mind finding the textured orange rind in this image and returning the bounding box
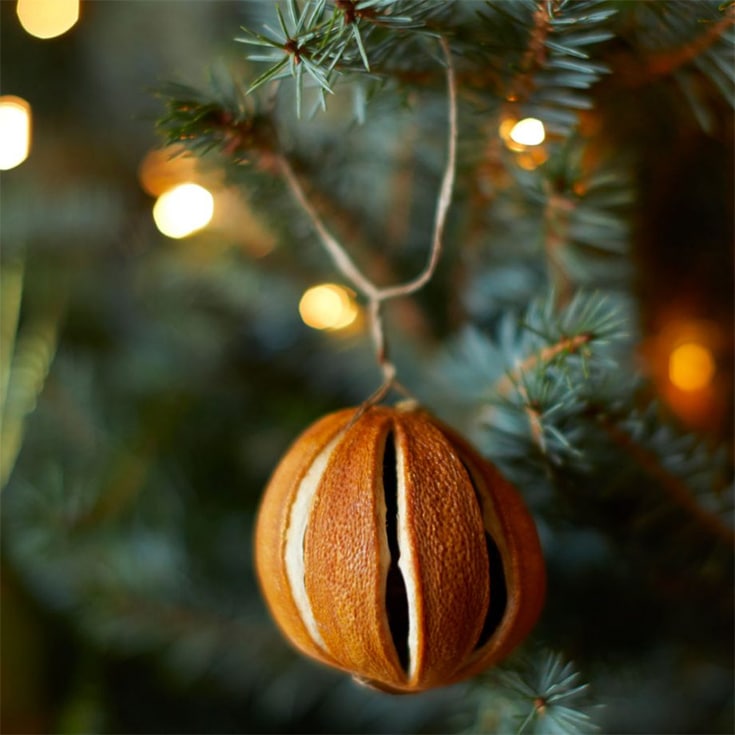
[254,405,546,693]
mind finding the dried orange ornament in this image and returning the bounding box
[255,402,546,693]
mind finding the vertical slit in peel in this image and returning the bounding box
[475,532,508,649]
[459,458,509,650]
[383,432,410,674]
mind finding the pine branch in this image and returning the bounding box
[506,0,558,103]
[615,1,734,85]
[438,289,734,556]
[594,406,735,545]
[461,138,634,321]
[480,0,616,136]
[235,0,445,116]
[155,75,277,165]
[474,291,629,466]
[4,463,276,686]
[645,6,735,80]
[494,333,592,400]
[533,141,634,297]
[470,650,600,734]
[465,297,733,550]
[612,0,735,129]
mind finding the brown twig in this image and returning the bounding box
[518,384,547,455]
[615,6,735,88]
[543,188,577,306]
[506,0,556,104]
[647,7,735,79]
[493,333,592,398]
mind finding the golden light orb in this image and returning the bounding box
[668,342,716,392]
[509,117,546,147]
[299,284,359,331]
[17,0,80,39]
[0,96,31,170]
[153,183,214,239]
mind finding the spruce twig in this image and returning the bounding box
[472,650,600,734]
[494,333,592,399]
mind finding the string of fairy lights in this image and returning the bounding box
[0,0,721,422]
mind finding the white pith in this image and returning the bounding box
[375,469,392,647]
[284,433,343,651]
[394,438,419,681]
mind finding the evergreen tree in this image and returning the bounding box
[2,1,733,733]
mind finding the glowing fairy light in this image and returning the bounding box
[299,284,358,331]
[153,183,214,239]
[0,96,31,170]
[17,0,80,39]
[509,117,546,147]
[668,342,715,392]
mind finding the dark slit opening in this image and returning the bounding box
[383,432,410,673]
[459,458,509,650]
[475,532,508,649]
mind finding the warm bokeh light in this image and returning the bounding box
[153,183,214,239]
[299,284,358,331]
[17,0,80,39]
[509,117,546,147]
[646,318,726,431]
[0,96,31,170]
[138,146,200,197]
[515,148,549,171]
[668,342,716,392]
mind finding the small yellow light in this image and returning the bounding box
[17,0,80,39]
[0,96,31,171]
[509,117,546,147]
[153,183,214,239]
[668,342,715,392]
[299,284,358,331]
